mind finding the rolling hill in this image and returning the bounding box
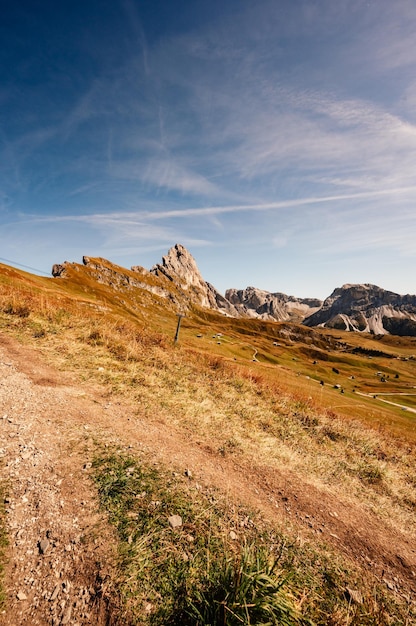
[0,250,415,625]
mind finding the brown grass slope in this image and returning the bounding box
[0,260,415,624]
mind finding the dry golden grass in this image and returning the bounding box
[1,273,414,544]
[1,261,416,623]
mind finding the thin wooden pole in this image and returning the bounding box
[174,314,183,344]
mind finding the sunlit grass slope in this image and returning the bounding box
[0,260,415,624]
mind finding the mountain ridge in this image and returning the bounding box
[52,244,416,336]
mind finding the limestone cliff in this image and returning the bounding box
[303,284,416,335]
[226,286,322,322]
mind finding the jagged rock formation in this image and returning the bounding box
[83,256,175,300]
[51,245,238,317]
[51,263,67,278]
[52,257,174,300]
[226,286,321,322]
[303,284,416,336]
[150,244,237,316]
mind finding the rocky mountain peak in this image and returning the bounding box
[151,244,237,316]
[150,244,205,290]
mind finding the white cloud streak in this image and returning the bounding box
[26,184,416,225]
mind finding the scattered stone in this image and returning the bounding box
[62,581,71,594]
[50,584,60,602]
[184,468,192,478]
[60,605,72,624]
[168,515,183,529]
[38,538,50,555]
[229,530,237,540]
[17,591,27,601]
[384,579,395,591]
[346,587,363,604]
[83,462,92,470]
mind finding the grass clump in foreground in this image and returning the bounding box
[91,449,413,626]
[186,544,300,626]
[92,450,307,626]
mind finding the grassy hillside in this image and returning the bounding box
[0,260,415,624]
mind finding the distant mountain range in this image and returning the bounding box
[52,244,416,337]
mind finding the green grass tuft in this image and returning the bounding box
[178,544,305,626]
[91,450,308,625]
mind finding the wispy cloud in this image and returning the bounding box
[111,157,221,197]
[27,184,416,225]
[60,81,103,141]
[196,84,416,193]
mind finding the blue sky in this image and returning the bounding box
[1,0,416,299]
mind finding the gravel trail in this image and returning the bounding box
[0,346,114,626]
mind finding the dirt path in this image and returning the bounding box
[0,340,118,625]
[356,391,416,414]
[0,335,415,624]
